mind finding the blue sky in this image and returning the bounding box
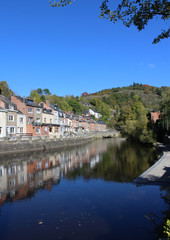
[0,0,169,97]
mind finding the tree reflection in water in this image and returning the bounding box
[0,138,169,240]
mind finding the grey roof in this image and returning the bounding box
[49,103,59,111]
[42,108,53,114]
[96,121,106,125]
[0,95,17,110]
[14,96,42,108]
[91,108,100,113]
[82,110,89,115]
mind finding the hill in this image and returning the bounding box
[85,83,169,112]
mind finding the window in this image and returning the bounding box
[20,127,23,133]
[0,127,2,135]
[28,117,33,123]
[0,167,3,176]
[10,191,15,197]
[37,181,42,187]
[44,118,46,123]
[30,182,34,189]
[36,118,40,123]
[9,104,14,110]
[28,108,32,113]
[20,176,24,182]
[9,115,14,121]
[19,117,23,123]
[9,179,16,186]
[36,128,40,134]
[36,109,40,114]
[37,162,42,169]
[8,166,16,175]
[50,119,52,123]
[45,161,48,168]
[44,127,48,132]
[10,127,15,134]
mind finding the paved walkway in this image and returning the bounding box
[134,143,170,185]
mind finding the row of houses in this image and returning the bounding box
[0,95,106,138]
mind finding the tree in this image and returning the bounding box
[37,88,43,95]
[43,88,51,95]
[161,90,170,132]
[100,0,170,44]
[68,98,83,113]
[30,90,41,103]
[0,81,14,97]
[49,0,170,44]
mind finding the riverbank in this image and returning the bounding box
[134,142,170,185]
[0,130,119,155]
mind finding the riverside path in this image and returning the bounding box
[134,143,170,185]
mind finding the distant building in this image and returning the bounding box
[151,112,161,123]
[89,109,102,119]
[81,92,88,97]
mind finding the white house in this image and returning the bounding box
[89,109,102,119]
[0,107,7,138]
[17,111,27,134]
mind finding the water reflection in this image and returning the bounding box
[0,139,169,240]
[66,140,157,182]
[0,139,156,206]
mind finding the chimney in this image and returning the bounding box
[0,96,5,109]
[46,99,50,107]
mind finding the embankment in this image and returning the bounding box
[134,143,170,185]
[0,130,119,155]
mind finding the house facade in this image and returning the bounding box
[0,108,7,138]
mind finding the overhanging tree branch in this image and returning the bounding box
[49,0,170,44]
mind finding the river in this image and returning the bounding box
[0,138,169,240]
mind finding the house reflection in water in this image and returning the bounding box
[0,140,108,206]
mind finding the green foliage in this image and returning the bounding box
[100,0,170,44]
[59,98,72,111]
[50,0,170,44]
[40,95,46,103]
[68,98,83,113]
[30,90,41,103]
[163,219,170,237]
[25,83,169,143]
[43,88,51,95]
[160,90,170,132]
[37,88,43,95]
[114,95,155,143]
[0,81,14,97]
[49,0,73,7]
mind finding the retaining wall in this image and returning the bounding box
[0,130,120,155]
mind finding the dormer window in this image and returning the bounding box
[27,100,33,104]
[9,104,14,110]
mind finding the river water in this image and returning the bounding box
[0,138,169,240]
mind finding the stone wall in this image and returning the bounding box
[0,130,120,155]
